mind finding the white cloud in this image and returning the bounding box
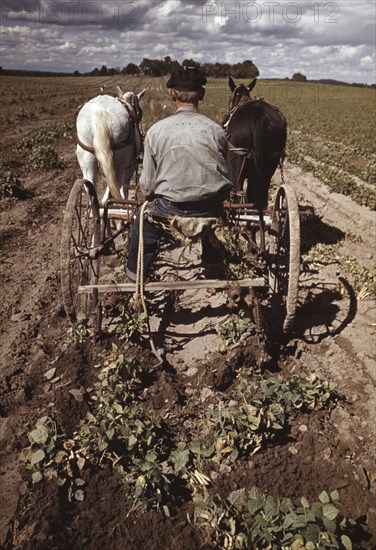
[1,0,375,83]
[360,55,374,68]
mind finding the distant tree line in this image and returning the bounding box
[1,63,375,87]
[84,57,260,79]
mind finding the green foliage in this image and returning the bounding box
[21,346,168,508]
[28,144,65,171]
[0,162,25,198]
[73,345,169,508]
[238,373,337,416]
[20,416,61,484]
[204,373,336,460]
[17,122,73,152]
[169,373,337,479]
[16,122,71,172]
[214,225,263,280]
[283,83,376,210]
[66,320,92,344]
[19,416,83,498]
[20,345,349,541]
[342,260,376,300]
[96,343,144,395]
[106,299,147,341]
[288,137,376,209]
[191,486,355,549]
[217,311,256,353]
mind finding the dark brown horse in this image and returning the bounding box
[223,77,287,211]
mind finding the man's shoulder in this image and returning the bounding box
[146,115,176,135]
[198,113,224,130]
[146,110,226,137]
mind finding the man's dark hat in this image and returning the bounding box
[166,66,207,91]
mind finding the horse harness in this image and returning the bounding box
[75,96,143,156]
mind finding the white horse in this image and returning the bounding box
[76,85,146,203]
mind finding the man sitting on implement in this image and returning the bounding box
[126,65,232,282]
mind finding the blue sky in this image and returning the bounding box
[1,1,375,83]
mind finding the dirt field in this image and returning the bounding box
[0,76,375,549]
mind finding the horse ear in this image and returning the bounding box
[117,84,125,98]
[247,79,257,93]
[228,76,236,92]
[137,88,147,101]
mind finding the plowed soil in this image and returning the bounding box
[0,77,375,549]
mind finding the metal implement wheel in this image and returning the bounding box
[60,179,101,322]
[268,184,301,333]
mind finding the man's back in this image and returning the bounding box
[140,106,231,202]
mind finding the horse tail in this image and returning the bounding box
[249,117,264,175]
[247,113,272,210]
[92,110,122,201]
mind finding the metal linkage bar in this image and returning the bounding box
[224,202,272,226]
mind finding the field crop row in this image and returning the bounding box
[201,78,376,209]
[1,75,375,209]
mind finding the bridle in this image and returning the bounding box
[229,84,252,111]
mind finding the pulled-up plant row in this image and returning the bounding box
[303,243,376,301]
[21,329,355,548]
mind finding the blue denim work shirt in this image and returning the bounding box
[139,106,232,203]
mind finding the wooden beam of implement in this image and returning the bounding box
[78,277,265,293]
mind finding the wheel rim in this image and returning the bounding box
[61,180,100,322]
[268,184,300,333]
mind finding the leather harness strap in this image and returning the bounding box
[228,143,284,162]
[76,131,134,154]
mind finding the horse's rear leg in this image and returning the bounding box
[245,173,265,208]
[246,166,272,212]
[77,146,98,189]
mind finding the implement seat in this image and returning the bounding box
[145,211,223,248]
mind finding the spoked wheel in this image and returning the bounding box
[60,179,101,323]
[268,184,301,333]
